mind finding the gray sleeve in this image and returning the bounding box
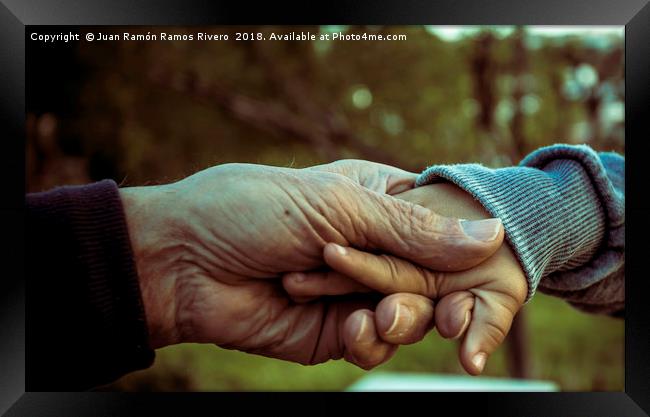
[415,144,624,315]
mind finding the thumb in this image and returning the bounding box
[351,189,504,271]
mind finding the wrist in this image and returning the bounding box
[407,182,527,303]
[120,185,184,349]
[399,182,492,221]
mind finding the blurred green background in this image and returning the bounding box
[26,25,624,391]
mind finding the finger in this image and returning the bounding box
[309,159,418,195]
[374,293,435,345]
[323,243,443,298]
[459,289,520,375]
[434,291,474,340]
[320,243,519,362]
[349,188,504,271]
[323,243,516,299]
[284,272,438,345]
[294,296,380,365]
[343,309,398,370]
[283,271,372,299]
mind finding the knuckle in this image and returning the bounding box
[319,172,348,191]
[426,269,444,298]
[408,202,438,231]
[384,202,433,255]
[491,274,527,312]
[483,319,508,346]
[335,158,360,168]
[379,254,400,293]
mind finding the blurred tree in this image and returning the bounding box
[471,31,497,133]
[507,27,529,161]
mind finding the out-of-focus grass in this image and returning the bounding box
[109,293,623,392]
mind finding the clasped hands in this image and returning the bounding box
[120,159,527,376]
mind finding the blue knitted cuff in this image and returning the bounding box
[416,147,608,302]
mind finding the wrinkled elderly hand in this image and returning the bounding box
[120,160,504,368]
[284,182,527,374]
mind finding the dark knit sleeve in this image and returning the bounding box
[26,179,155,391]
[416,144,624,315]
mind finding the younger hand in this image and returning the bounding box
[283,183,528,375]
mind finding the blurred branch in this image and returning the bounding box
[148,51,408,169]
[250,41,408,169]
[149,67,340,160]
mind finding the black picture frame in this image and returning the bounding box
[1,1,649,415]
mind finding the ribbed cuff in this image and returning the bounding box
[416,149,607,302]
[26,180,155,389]
[67,180,155,376]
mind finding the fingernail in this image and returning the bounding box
[291,273,306,283]
[472,352,487,372]
[386,303,414,336]
[355,314,370,342]
[460,218,502,242]
[452,310,471,340]
[332,243,348,256]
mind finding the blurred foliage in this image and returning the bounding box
[27,25,624,391]
[26,25,624,190]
